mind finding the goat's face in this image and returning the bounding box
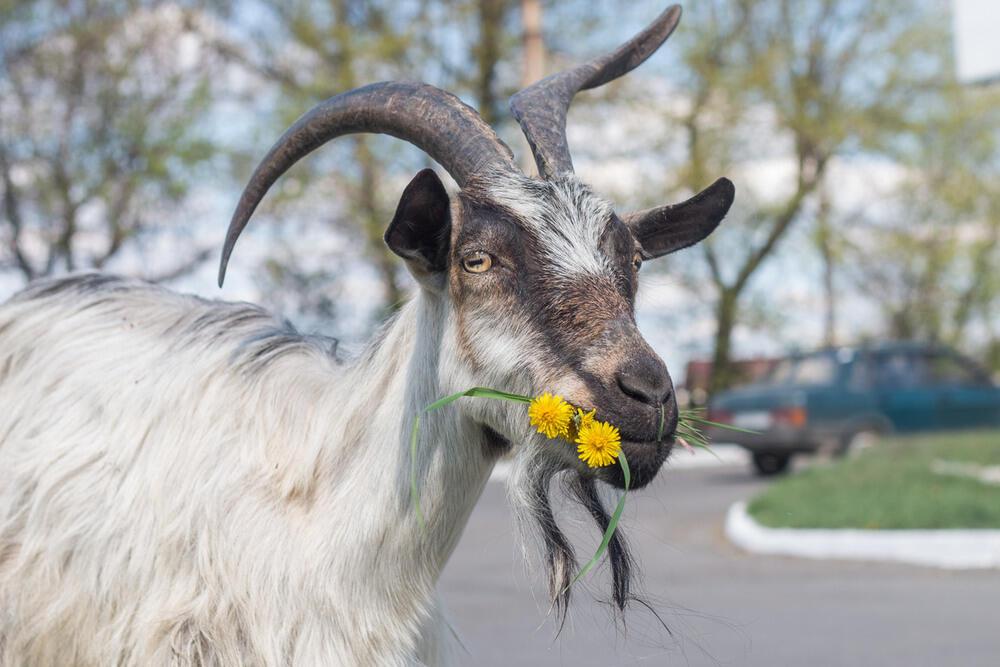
[455,173,671,490]
[386,168,734,490]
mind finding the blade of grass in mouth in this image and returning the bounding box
[412,387,533,529]
[570,452,630,585]
[412,387,631,586]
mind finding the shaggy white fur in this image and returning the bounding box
[0,274,513,666]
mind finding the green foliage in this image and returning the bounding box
[662,0,986,393]
[748,430,1000,529]
[845,79,1000,352]
[0,0,222,280]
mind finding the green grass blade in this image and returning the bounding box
[694,420,759,435]
[412,386,533,531]
[424,387,531,412]
[410,414,425,530]
[571,452,631,584]
[684,414,760,434]
[686,437,722,460]
[676,411,719,458]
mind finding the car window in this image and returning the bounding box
[766,353,838,386]
[848,354,874,389]
[927,353,986,386]
[873,351,927,388]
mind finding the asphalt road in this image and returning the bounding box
[439,453,1000,666]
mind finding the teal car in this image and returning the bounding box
[707,343,1000,475]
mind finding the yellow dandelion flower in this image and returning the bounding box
[576,408,596,430]
[528,392,573,439]
[575,420,622,468]
[567,407,596,440]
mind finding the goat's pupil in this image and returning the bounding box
[462,251,492,273]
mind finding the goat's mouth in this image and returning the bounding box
[593,435,674,490]
[547,397,677,490]
[584,398,679,488]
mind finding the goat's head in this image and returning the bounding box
[220,4,733,624]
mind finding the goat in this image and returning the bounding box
[0,5,733,665]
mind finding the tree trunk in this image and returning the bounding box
[0,144,35,280]
[521,0,544,86]
[709,289,739,395]
[816,183,836,346]
[519,0,544,173]
[475,0,506,126]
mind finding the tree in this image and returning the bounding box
[0,1,221,284]
[846,79,1000,360]
[812,179,838,346]
[475,0,518,126]
[670,0,947,393]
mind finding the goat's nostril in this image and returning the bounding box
[616,370,671,407]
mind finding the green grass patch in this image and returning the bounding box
[748,429,1000,529]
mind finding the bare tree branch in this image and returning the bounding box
[144,248,212,284]
[0,144,35,280]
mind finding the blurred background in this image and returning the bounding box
[2,1,999,664]
[3,0,997,385]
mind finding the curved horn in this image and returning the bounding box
[219,81,516,286]
[509,4,681,178]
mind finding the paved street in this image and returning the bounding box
[440,453,1000,666]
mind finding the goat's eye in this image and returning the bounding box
[632,252,643,272]
[462,251,493,274]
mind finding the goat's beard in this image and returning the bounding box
[506,445,637,632]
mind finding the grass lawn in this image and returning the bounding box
[747,429,1000,529]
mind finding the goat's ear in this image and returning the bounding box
[385,168,452,273]
[624,178,735,259]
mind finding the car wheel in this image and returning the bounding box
[752,452,791,476]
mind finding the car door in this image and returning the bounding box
[839,350,884,428]
[873,350,940,432]
[927,352,1000,430]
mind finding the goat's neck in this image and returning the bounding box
[332,289,495,586]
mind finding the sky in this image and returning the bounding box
[953,0,1000,84]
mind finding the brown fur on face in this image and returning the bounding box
[444,171,676,487]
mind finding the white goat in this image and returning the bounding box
[0,5,734,665]
[0,274,494,665]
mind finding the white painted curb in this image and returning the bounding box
[725,501,1000,570]
[666,444,748,469]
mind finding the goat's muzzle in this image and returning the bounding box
[577,348,677,489]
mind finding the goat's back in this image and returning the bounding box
[0,274,352,665]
